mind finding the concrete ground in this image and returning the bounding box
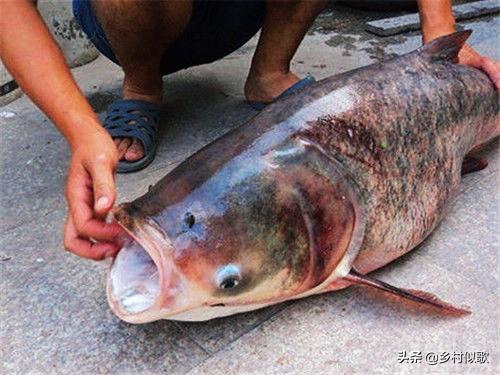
[1,4,499,374]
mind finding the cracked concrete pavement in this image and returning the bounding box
[1,4,499,374]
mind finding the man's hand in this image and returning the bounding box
[64,132,124,260]
[458,44,500,89]
[417,0,500,89]
[0,1,126,259]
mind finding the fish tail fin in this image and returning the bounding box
[343,269,470,316]
[420,30,472,63]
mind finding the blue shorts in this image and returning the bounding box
[72,0,265,75]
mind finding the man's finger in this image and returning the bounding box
[89,160,116,217]
[64,216,120,260]
[66,165,122,242]
[68,196,123,242]
[481,57,500,89]
[72,214,123,242]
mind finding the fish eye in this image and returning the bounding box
[220,277,239,289]
[184,212,195,228]
[215,264,241,290]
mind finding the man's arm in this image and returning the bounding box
[418,0,455,43]
[417,0,500,88]
[0,0,123,259]
[0,0,101,148]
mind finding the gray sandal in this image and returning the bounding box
[103,99,160,173]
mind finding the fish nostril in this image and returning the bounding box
[184,212,195,228]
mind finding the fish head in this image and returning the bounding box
[108,139,364,322]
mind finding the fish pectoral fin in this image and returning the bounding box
[342,269,470,316]
[461,156,488,175]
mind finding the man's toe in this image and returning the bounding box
[116,138,132,159]
[124,138,144,161]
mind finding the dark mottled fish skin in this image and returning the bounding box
[109,31,498,321]
[298,32,498,274]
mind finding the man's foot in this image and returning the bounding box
[244,71,300,104]
[113,81,162,163]
[103,98,161,173]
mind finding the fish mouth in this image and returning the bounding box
[109,240,160,317]
[107,205,181,323]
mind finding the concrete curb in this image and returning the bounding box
[0,60,23,107]
[366,0,500,36]
[38,0,99,68]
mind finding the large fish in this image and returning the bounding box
[107,31,498,323]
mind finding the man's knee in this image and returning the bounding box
[91,0,192,67]
[92,0,192,42]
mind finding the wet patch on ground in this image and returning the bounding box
[311,2,495,62]
[310,5,412,61]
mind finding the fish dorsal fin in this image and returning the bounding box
[420,30,472,63]
[342,269,470,315]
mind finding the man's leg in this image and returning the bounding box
[91,0,192,161]
[245,0,327,104]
